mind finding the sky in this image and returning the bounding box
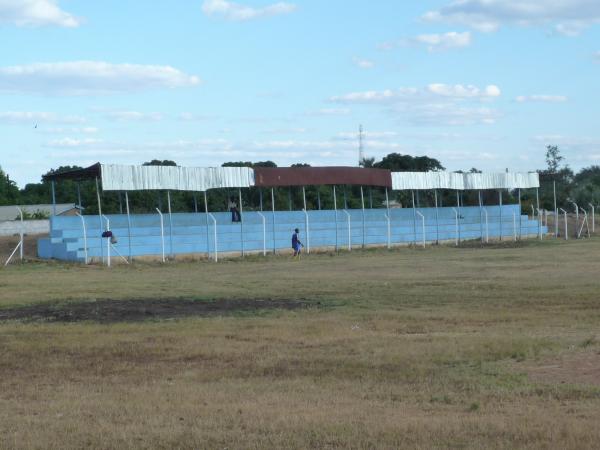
[1,0,599,187]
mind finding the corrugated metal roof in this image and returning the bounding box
[254,167,393,187]
[100,164,255,191]
[392,172,540,190]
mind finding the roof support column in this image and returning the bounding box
[167,191,173,259]
[271,188,276,254]
[360,186,365,248]
[239,188,244,257]
[479,190,484,243]
[204,191,210,258]
[499,190,503,241]
[95,176,103,264]
[518,188,522,240]
[125,191,132,262]
[434,190,439,245]
[456,190,461,244]
[333,185,338,251]
[412,190,417,246]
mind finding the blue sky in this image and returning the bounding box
[1,0,599,186]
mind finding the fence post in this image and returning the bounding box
[572,202,579,239]
[416,211,425,248]
[483,208,489,243]
[167,191,174,258]
[333,186,338,251]
[499,190,503,241]
[360,186,365,248]
[303,209,311,254]
[257,212,267,256]
[125,191,132,262]
[271,188,276,254]
[559,208,568,240]
[451,207,459,246]
[343,210,351,251]
[385,212,391,249]
[434,190,439,244]
[77,212,88,264]
[590,203,596,233]
[155,208,165,263]
[102,215,111,267]
[208,213,218,262]
[239,188,244,257]
[513,212,517,242]
[456,190,461,244]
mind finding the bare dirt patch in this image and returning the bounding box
[517,349,600,387]
[0,298,310,323]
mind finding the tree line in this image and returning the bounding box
[0,148,598,216]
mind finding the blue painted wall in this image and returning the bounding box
[38,205,547,262]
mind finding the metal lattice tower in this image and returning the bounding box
[358,124,364,166]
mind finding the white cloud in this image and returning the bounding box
[42,126,99,134]
[0,0,80,27]
[0,111,85,124]
[202,0,296,21]
[353,58,375,69]
[46,137,103,147]
[106,111,163,122]
[413,31,472,51]
[330,88,418,104]
[330,84,502,126]
[0,61,200,95]
[428,84,500,98]
[305,108,352,116]
[516,95,568,103]
[423,0,600,35]
[178,112,218,121]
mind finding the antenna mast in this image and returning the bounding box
[358,124,364,166]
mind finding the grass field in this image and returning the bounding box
[1,239,600,449]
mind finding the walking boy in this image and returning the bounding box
[292,228,304,258]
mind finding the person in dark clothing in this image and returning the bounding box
[228,196,240,222]
[292,228,304,258]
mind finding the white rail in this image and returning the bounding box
[101,215,111,267]
[559,208,568,240]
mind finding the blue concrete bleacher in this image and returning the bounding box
[37,205,547,262]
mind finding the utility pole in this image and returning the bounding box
[358,124,364,167]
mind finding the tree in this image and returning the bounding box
[374,153,444,172]
[545,145,563,174]
[0,165,20,205]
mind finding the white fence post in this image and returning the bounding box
[589,203,595,233]
[572,203,579,238]
[102,215,111,267]
[343,210,351,251]
[303,209,311,254]
[208,213,218,262]
[513,212,517,242]
[483,208,489,243]
[384,214,392,249]
[451,207,459,246]
[77,213,88,264]
[257,212,267,256]
[559,208,568,240]
[155,208,165,263]
[415,211,425,248]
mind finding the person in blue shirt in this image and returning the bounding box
[292,228,304,258]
